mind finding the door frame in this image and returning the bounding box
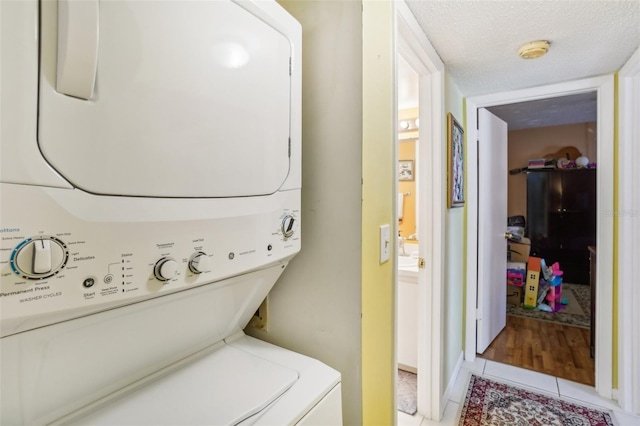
[395,1,446,420]
[618,47,640,414]
[464,75,615,399]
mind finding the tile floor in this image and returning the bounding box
[398,359,640,426]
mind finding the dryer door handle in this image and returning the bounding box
[56,0,99,100]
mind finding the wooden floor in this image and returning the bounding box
[479,315,594,386]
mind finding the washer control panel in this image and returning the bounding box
[10,236,69,280]
[188,252,209,274]
[153,257,179,281]
[0,185,300,337]
[280,214,298,239]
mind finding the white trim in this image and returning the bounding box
[395,1,445,421]
[618,46,640,415]
[613,389,620,404]
[441,351,464,415]
[465,75,615,399]
[464,133,479,363]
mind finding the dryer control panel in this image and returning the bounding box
[0,184,300,337]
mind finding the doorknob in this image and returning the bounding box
[504,232,514,240]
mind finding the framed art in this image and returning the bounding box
[398,160,414,181]
[447,113,464,208]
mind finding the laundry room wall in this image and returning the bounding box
[246,1,365,425]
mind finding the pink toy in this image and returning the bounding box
[507,271,524,287]
[546,262,563,287]
[545,283,563,311]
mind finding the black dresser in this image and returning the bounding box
[526,169,596,284]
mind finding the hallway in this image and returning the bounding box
[398,358,640,425]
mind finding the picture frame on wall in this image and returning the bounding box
[447,113,465,208]
[398,160,414,181]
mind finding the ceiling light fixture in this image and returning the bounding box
[518,40,550,59]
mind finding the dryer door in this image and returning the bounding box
[38,0,292,198]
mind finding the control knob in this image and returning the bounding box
[281,215,296,239]
[11,236,68,280]
[188,252,210,274]
[154,257,178,282]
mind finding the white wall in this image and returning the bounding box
[245,2,363,425]
[442,73,465,393]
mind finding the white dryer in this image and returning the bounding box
[0,1,342,424]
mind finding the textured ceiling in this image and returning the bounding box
[398,51,598,130]
[486,91,596,130]
[405,0,640,97]
[398,0,639,129]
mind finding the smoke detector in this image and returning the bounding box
[518,40,550,59]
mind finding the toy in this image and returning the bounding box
[541,260,563,282]
[545,284,563,311]
[538,261,563,311]
[537,280,550,305]
[538,303,553,312]
[541,260,563,287]
[524,257,542,309]
[507,271,524,287]
[541,259,553,281]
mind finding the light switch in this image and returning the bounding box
[380,224,390,263]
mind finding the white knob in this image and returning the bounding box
[154,257,178,281]
[14,238,67,279]
[33,239,52,273]
[188,252,209,274]
[282,215,296,238]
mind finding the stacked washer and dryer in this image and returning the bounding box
[0,0,342,424]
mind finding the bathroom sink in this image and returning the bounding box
[398,255,418,268]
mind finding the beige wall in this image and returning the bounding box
[248,2,364,425]
[248,3,466,423]
[507,122,597,218]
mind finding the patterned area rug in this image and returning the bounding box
[507,282,591,329]
[397,369,417,415]
[459,375,615,425]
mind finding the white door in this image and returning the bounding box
[476,108,508,354]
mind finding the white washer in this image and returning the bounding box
[0,1,342,424]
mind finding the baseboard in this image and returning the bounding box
[441,351,464,415]
[398,363,417,374]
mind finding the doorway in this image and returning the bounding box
[396,53,420,417]
[395,1,446,420]
[464,75,615,399]
[479,102,598,385]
